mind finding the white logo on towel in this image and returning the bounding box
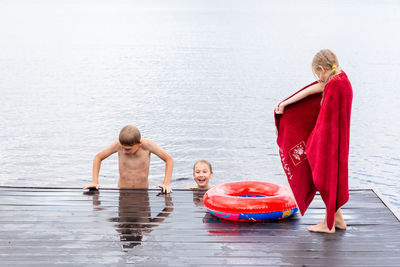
[279,148,293,180]
[289,141,307,166]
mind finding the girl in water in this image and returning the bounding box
[187,160,213,190]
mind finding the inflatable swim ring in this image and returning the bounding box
[203,181,298,222]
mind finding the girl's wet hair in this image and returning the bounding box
[193,160,213,174]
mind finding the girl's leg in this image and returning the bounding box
[308,208,347,233]
[334,208,346,230]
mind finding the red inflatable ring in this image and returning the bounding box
[203,181,298,222]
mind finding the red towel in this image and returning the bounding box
[275,72,353,230]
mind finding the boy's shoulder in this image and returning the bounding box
[140,139,159,151]
[109,140,121,151]
[140,139,153,147]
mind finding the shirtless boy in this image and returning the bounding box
[83,125,173,193]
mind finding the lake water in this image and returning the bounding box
[1,0,399,209]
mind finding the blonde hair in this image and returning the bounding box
[119,125,141,146]
[312,49,339,71]
[193,160,213,174]
[312,49,340,82]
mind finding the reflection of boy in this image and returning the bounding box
[83,125,173,193]
[111,191,173,249]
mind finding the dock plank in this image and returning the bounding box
[0,187,399,266]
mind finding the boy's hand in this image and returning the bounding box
[157,184,172,194]
[83,183,99,190]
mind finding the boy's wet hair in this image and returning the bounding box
[193,160,213,174]
[119,125,141,146]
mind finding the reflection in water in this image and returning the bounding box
[192,189,242,235]
[83,189,102,210]
[202,212,241,236]
[191,189,207,207]
[203,212,298,235]
[110,190,173,249]
[84,189,173,250]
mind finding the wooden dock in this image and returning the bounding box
[0,187,399,266]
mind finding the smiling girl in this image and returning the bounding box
[187,160,213,189]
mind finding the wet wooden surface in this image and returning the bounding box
[0,187,399,266]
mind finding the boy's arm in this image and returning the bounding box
[83,141,119,190]
[144,140,174,193]
[275,82,324,114]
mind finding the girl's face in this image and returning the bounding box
[313,66,330,83]
[193,162,213,189]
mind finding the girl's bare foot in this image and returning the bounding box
[307,221,335,234]
[308,208,347,233]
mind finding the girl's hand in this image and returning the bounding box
[275,105,285,114]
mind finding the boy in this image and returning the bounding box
[83,125,173,193]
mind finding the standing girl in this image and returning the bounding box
[275,49,353,233]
